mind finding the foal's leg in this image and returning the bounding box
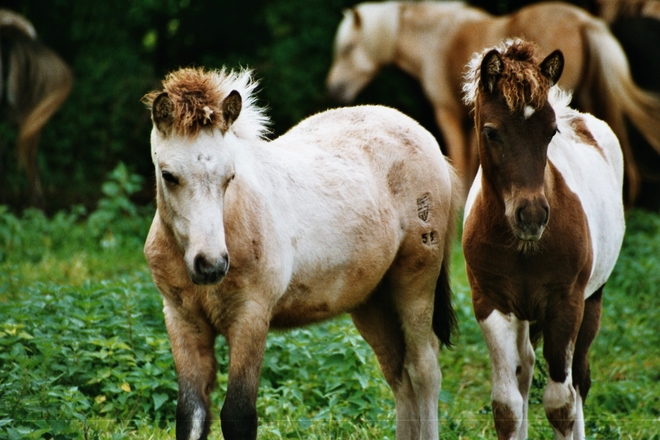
[392,275,442,440]
[542,297,583,439]
[351,284,440,440]
[350,291,413,438]
[163,301,218,440]
[220,300,269,440]
[479,308,531,440]
[571,287,603,440]
[515,321,535,440]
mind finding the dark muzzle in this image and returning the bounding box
[512,197,549,241]
[191,253,230,285]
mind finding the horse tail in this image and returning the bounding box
[0,9,37,39]
[10,35,73,206]
[581,19,660,204]
[433,163,462,349]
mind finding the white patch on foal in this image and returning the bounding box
[189,405,205,440]
[524,105,536,119]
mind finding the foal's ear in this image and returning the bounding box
[351,7,362,29]
[222,90,242,127]
[152,92,175,134]
[540,50,564,87]
[480,49,503,94]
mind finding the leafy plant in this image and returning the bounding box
[1,206,660,438]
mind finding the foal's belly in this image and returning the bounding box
[269,269,385,329]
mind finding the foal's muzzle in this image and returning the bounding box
[511,197,550,242]
[190,253,230,285]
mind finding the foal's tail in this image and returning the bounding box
[433,164,462,349]
[581,19,660,204]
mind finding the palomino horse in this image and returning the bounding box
[462,39,625,439]
[0,9,72,207]
[142,67,461,440]
[590,0,660,23]
[326,1,660,204]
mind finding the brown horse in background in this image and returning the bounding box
[0,9,72,208]
[327,1,660,205]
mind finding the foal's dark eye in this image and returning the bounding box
[484,126,501,142]
[161,170,179,185]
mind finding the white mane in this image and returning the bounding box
[214,68,271,141]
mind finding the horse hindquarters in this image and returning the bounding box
[349,180,458,440]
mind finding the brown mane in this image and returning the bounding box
[142,67,226,137]
[490,40,551,112]
[465,39,552,113]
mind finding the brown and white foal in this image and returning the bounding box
[462,40,625,440]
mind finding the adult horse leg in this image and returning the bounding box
[571,287,603,440]
[478,308,534,440]
[17,129,44,208]
[163,301,218,440]
[17,81,72,208]
[220,299,269,440]
[542,295,584,439]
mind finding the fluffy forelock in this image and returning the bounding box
[143,67,270,140]
[462,39,553,112]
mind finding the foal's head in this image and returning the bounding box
[143,68,266,285]
[465,40,564,243]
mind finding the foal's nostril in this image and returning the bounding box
[516,206,525,228]
[194,254,213,276]
[192,253,229,284]
[219,253,230,275]
[542,206,550,226]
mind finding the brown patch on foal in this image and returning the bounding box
[492,401,517,439]
[387,160,406,195]
[546,402,575,435]
[142,67,227,137]
[569,116,605,158]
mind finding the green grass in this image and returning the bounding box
[1,172,659,439]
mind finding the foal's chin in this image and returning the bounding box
[513,228,546,254]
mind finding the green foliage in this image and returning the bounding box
[0,277,175,439]
[1,180,660,438]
